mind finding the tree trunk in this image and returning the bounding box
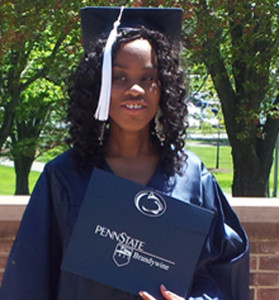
[14,156,34,195]
[230,96,279,197]
[231,142,268,196]
[205,46,279,197]
[0,92,20,150]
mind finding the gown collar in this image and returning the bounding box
[102,160,168,192]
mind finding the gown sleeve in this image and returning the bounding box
[187,164,250,300]
[0,164,69,300]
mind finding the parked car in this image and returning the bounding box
[186,92,220,128]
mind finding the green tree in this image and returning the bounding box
[181,0,279,196]
[142,0,279,196]
[0,0,132,194]
[0,0,89,194]
[9,79,67,194]
[1,0,74,148]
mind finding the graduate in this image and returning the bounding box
[0,6,249,300]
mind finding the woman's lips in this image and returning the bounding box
[121,100,147,110]
[124,103,144,110]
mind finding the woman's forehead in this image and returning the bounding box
[114,39,158,67]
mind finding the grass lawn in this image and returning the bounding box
[0,143,277,196]
[186,142,278,196]
[0,143,234,195]
[0,165,40,195]
[186,143,233,194]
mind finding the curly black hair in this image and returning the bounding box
[67,26,188,177]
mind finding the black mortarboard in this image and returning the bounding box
[80,6,183,51]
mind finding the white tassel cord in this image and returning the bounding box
[94,7,124,121]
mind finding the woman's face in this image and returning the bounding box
[109,38,161,134]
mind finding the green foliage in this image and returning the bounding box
[182,0,279,117]
[9,78,67,160]
[0,0,90,193]
[0,0,84,146]
[181,0,279,195]
[0,0,144,194]
[36,144,68,163]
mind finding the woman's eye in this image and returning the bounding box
[143,74,157,82]
[113,75,126,82]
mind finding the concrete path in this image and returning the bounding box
[0,158,45,172]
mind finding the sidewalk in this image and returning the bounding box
[188,132,228,140]
[0,158,45,172]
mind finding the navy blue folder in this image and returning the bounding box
[61,168,214,299]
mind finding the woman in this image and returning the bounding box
[0,7,249,300]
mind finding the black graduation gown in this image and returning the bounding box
[0,150,249,300]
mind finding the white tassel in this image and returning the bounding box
[94,7,124,121]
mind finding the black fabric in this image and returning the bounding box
[80,6,183,51]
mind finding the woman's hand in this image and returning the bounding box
[139,285,185,300]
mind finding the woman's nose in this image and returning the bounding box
[127,83,145,96]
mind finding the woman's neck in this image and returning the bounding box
[104,126,159,185]
[105,127,157,159]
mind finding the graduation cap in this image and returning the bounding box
[80,6,183,121]
[81,7,183,50]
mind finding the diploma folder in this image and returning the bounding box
[61,168,214,299]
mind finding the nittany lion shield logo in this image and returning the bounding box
[134,190,167,217]
[113,243,134,267]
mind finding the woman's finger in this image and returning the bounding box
[160,285,185,300]
[138,285,185,300]
[139,291,157,300]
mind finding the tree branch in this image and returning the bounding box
[270,31,279,54]
[20,33,66,90]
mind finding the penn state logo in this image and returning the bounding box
[113,243,133,267]
[134,190,167,217]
